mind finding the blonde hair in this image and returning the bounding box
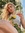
[1,2,16,20]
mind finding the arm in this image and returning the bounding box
[21,16,25,28]
[17,13,25,28]
[0,20,18,33]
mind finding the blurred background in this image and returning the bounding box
[0,0,23,15]
[0,0,25,33]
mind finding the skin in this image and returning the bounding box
[17,13,25,28]
[0,20,18,33]
[7,4,15,14]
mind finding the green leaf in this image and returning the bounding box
[14,24,23,33]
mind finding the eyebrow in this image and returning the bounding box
[0,27,11,33]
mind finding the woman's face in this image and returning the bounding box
[7,4,15,13]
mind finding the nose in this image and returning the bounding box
[10,7,12,9]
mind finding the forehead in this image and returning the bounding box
[7,4,14,7]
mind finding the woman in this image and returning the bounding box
[1,2,25,28]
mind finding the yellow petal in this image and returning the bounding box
[12,15,16,18]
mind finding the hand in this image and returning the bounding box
[17,13,25,28]
[17,12,23,19]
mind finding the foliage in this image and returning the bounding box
[0,0,23,20]
[0,1,6,8]
[16,2,22,10]
[14,24,23,33]
[0,0,16,8]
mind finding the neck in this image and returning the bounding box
[4,15,8,20]
[3,11,9,20]
[4,11,16,20]
[12,11,16,15]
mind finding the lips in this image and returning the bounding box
[10,9,12,11]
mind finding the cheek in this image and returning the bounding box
[7,7,14,12]
[12,7,15,10]
[12,8,14,12]
[7,8,10,12]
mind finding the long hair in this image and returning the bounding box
[1,2,16,20]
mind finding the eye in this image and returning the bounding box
[10,6,12,8]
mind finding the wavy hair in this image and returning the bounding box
[1,2,16,20]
